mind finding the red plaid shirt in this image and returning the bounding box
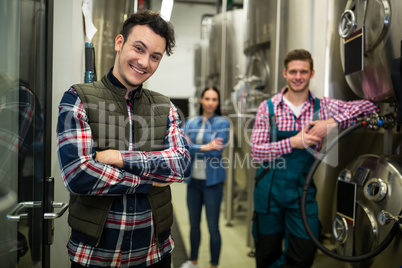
[57,76,191,267]
[251,88,380,162]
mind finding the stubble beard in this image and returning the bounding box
[117,59,142,90]
[288,80,310,94]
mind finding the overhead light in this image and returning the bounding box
[161,0,174,21]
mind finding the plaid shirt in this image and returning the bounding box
[57,79,190,267]
[250,88,380,162]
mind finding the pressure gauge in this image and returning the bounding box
[378,210,392,225]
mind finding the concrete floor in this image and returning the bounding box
[171,182,346,268]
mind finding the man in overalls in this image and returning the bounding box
[250,49,379,267]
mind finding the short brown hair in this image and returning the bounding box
[120,10,176,56]
[284,49,314,71]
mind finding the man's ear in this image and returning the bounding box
[310,69,315,79]
[283,68,287,78]
[115,34,124,52]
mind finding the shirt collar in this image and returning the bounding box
[107,67,143,98]
[197,114,217,123]
[279,87,316,105]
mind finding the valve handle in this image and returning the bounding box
[339,10,356,39]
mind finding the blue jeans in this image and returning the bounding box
[187,179,223,266]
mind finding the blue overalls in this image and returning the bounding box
[252,98,321,268]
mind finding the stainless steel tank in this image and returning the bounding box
[335,2,402,263]
[204,9,247,113]
[242,0,274,97]
[333,154,402,267]
[197,15,214,95]
[234,0,271,117]
[339,0,402,102]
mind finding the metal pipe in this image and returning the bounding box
[274,0,281,94]
[225,123,234,226]
[219,0,233,225]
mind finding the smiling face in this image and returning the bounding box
[200,89,219,117]
[113,24,166,92]
[283,60,315,94]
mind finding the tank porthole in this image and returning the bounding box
[363,178,388,202]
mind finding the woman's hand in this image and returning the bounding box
[201,137,224,151]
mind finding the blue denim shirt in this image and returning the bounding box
[183,114,230,186]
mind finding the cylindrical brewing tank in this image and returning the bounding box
[242,0,274,97]
[334,154,402,267]
[206,9,247,113]
[199,15,214,94]
[243,0,256,53]
[243,0,270,55]
[339,0,402,101]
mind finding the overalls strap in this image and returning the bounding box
[266,99,277,142]
[313,97,320,121]
[267,97,321,143]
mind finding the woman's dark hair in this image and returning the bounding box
[199,86,221,116]
[120,10,176,56]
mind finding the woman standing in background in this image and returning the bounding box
[180,86,230,268]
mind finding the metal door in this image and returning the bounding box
[0,1,66,267]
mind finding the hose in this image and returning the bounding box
[301,122,401,262]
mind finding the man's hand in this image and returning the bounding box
[152,181,173,187]
[307,118,337,138]
[201,137,224,151]
[289,125,322,149]
[95,149,124,168]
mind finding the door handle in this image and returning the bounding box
[6,201,41,221]
[43,201,69,219]
[6,201,68,221]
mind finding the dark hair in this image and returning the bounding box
[199,86,221,116]
[284,49,314,71]
[120,10,176,56]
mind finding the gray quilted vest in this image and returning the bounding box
[68,75,172,247]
